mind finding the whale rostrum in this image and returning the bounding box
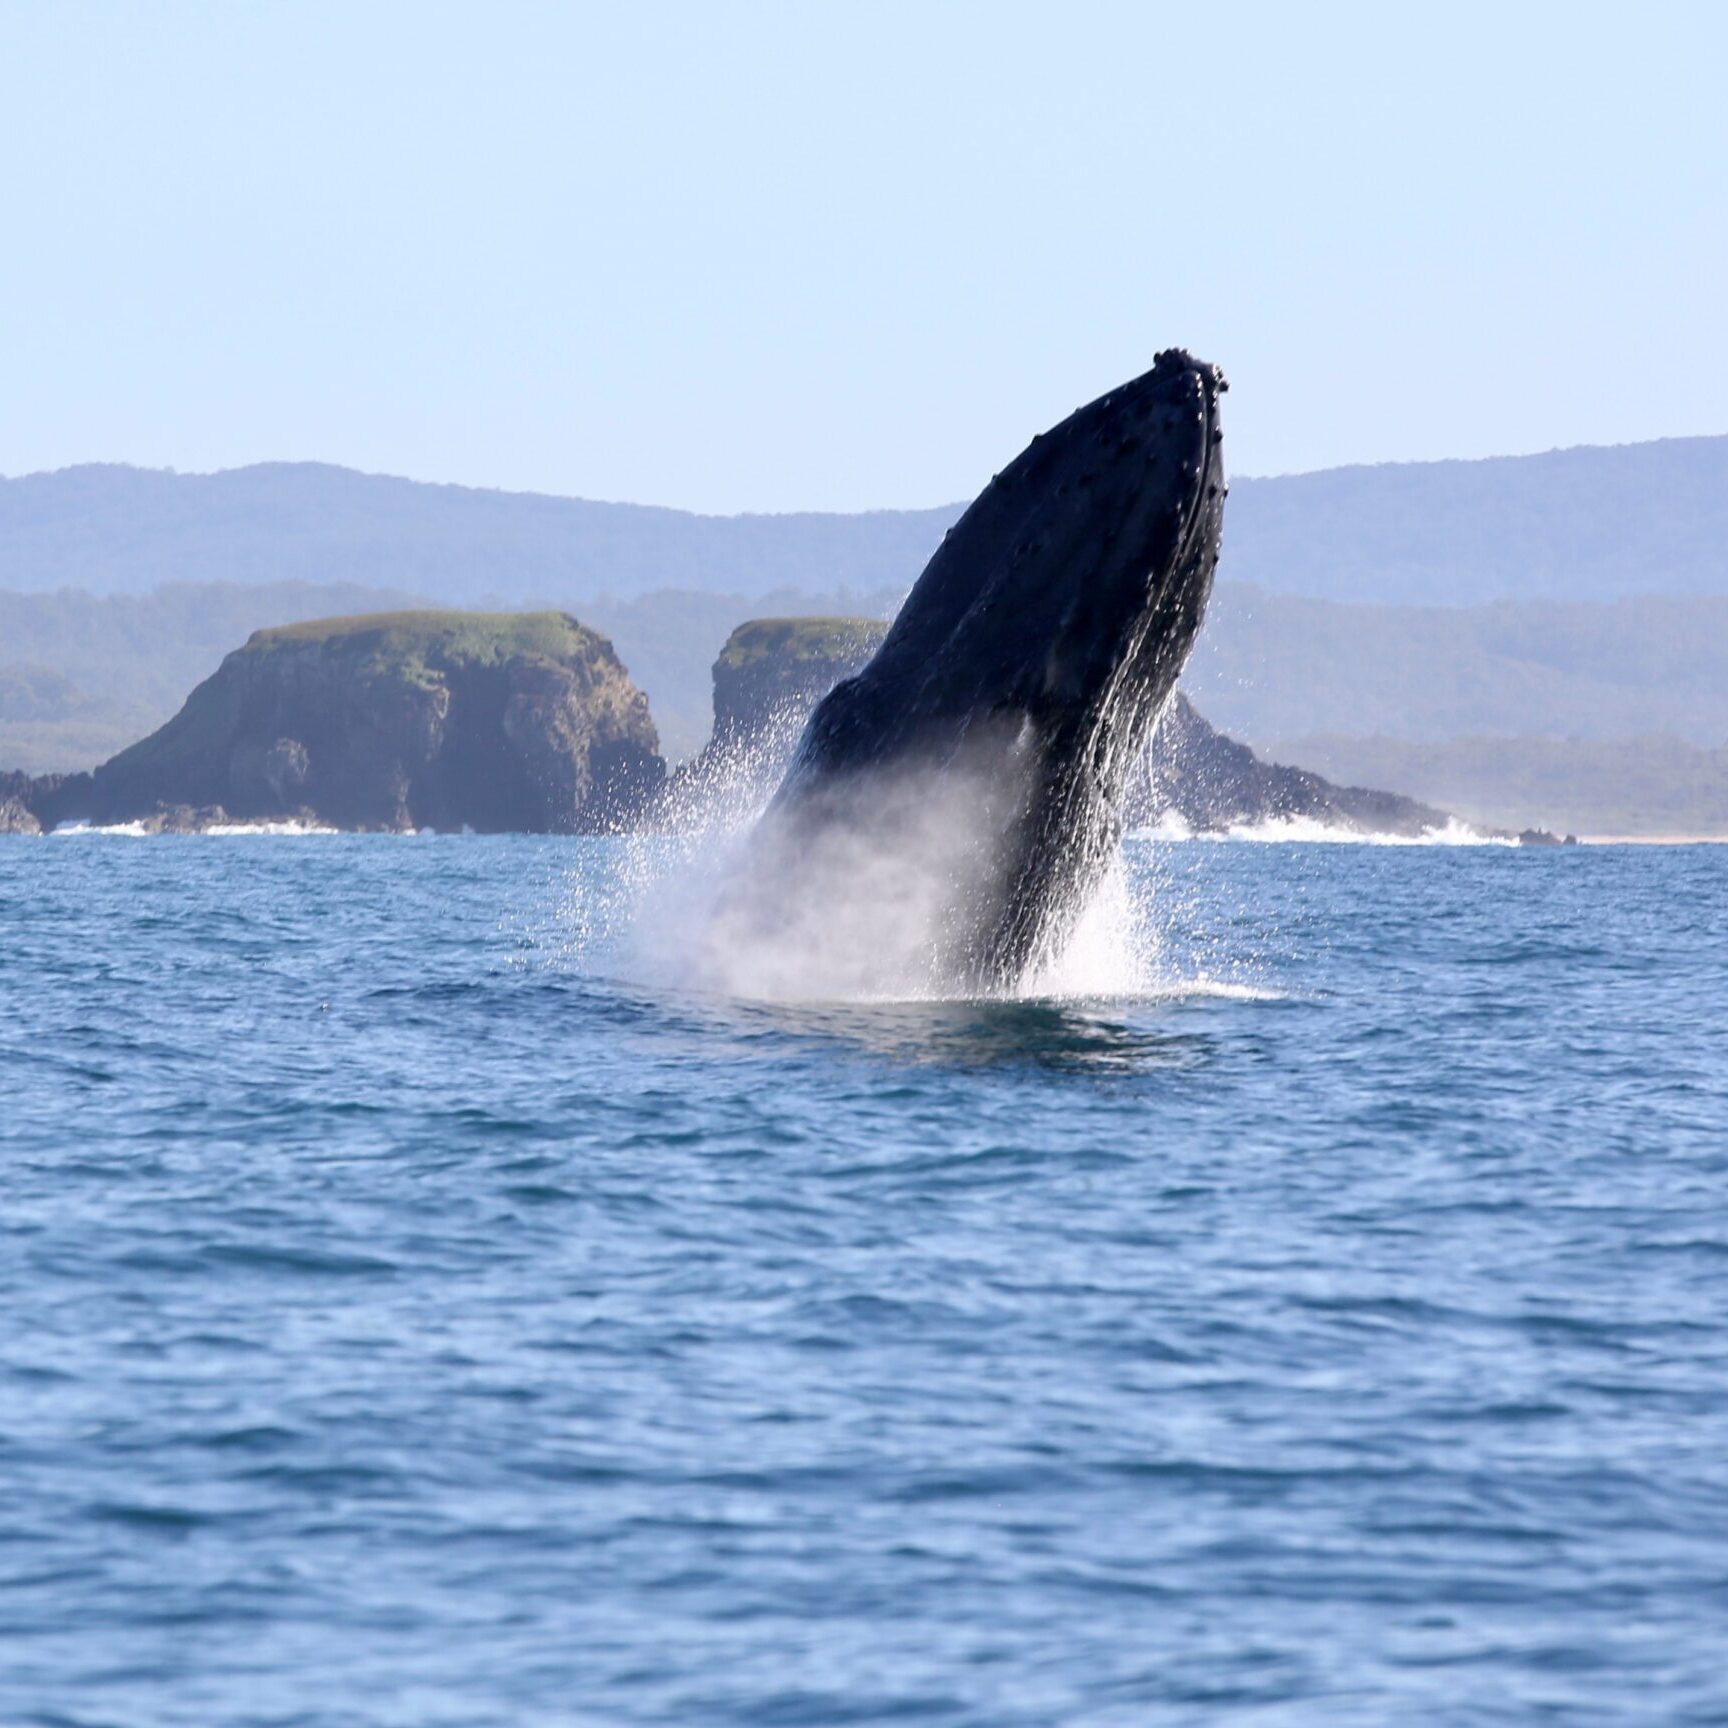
[704,350,1228,997]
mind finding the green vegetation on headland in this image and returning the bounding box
[716,617,889,671]
[2,428,1725,834]
[707,618,891,755]
[20,609,664,835]
[3,581,1724,834]
[247,608,599,662]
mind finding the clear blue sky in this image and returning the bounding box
[3,1,1723,512]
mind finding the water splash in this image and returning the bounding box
[592,711,1219,1006]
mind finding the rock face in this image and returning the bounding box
[1139,694,1454,836]
[672,618,894,807]
[708,351,1229,993]
[686,618,1462,840]
[23,612,663,832]
[711,618,892,754]
[0,769,89,832]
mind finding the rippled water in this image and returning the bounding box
[2,835,1726,1726]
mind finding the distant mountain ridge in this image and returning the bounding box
[0,461,955,604]
[4,434,1727,605]
[1221,435,1728,602]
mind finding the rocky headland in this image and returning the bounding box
[674,617,1483,840]
[674,618,895,802]
[2,612,663,833]
[0,606,1562,843]
[1141,693,1454,836]
[0,793,43,835]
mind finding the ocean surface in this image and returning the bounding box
[2,833,1726,1727]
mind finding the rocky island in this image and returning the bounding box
[0,605,1554,843]
[1,611,663,833]
[678,617,1468,840]
[675,617,895,799]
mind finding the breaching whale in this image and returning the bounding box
[703,349,1227,997]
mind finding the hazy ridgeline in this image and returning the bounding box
[7,436,1728,604]
[2,436,1726,831]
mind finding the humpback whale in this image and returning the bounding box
[704,349,1227,997]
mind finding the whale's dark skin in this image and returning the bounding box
[715,350,1227,995]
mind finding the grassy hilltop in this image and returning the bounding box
[716,617,888,672]
[103,609,627,782]
[86,609,663,833]
[237,610,612,692]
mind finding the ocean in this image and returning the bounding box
[2,833,1725,1726]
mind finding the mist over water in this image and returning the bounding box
[630,703,1180,1003]
[625,734,1487,1005]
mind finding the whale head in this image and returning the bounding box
[708,352,1228,997]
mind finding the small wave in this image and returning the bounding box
[200,822,341,836]
[1130,814,1513,847]
[48,820,341,837]
[1151,976,1287,1002]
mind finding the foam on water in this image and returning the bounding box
[45,820,154,838]
[1133,812,1517,846]
[47,819,342,837]
[202,821,342,836]
[608,758,1281,1006]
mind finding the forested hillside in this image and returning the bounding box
[0,462,951,605]
[4,434,1727,605]
[1280,734,1728,838]
[0,582,422,770]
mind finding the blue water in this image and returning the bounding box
[3,835,1726,1727]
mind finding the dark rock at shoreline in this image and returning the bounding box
[7,612,664,833]
[1138,694,1455,836]
[1,768,92,831]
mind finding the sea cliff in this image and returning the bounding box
[677,618,1466,839]
[0,608,1528,840]
[3,612,663,833]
